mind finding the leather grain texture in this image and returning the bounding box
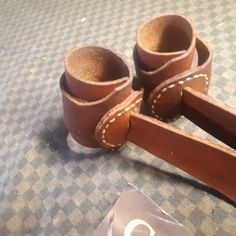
[128,113,236,202]
[0,0,236,235]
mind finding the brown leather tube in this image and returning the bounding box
[64,46,131,101]
[60,46,134,147]
[134,14,212,112]
[134,14,202,97]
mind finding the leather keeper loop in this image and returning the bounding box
[134,14,212,121]
[134,14,196,94]
[60,46,134,148]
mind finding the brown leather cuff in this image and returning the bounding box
[60,46,143,148]
[134,14,212,121]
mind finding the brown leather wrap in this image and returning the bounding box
[59,15,236,202]
[134,14,212,121]
[60,46,141,148]
[128,113,236,203]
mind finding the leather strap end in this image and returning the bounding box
[147,74,209,121]
[183,87,236,149]
[95,90,143,149]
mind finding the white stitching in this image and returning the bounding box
[101,98,142,148]
[109,118,116,123]
[151,74,209,121]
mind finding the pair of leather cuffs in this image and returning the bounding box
[60,14,236,203]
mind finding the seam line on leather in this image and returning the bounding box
[101,98,143,148]
[151,74,208,121]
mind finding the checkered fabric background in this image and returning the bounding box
[0,0,235,235]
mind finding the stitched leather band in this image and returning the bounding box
[59,15,236,202]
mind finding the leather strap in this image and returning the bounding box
[134,14,236,147]
[128,113,236,203]
[182,87,236,149]
[59,14,236,203]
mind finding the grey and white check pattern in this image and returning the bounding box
[0,0,235,235]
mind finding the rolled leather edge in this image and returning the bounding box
[60,46,136,148]
[136,13,196,70]
[64,46,133,101]
[95,90,143,149]
[134,46,198,96]
[134,14,197,93]
[65,70,128,102]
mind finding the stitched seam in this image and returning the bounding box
[101,98,142,148]
[151,74,209,121]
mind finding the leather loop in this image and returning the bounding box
[133,14,236,151]
[134,14,212,119]
[60,46,134,147]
